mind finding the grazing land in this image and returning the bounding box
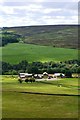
[2,75,79,118]
[2,43,78,64]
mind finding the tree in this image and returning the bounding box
[11,70,17,75]
[77,66,80,73]
[2,62,12,74]
[18,79,23,83]
[27,66,39,74]
[18,60,28,71]
[65,70,72,78]
[47,68,53,74]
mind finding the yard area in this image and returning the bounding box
[1,75,80,118]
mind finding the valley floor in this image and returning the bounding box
[1,75,80,118]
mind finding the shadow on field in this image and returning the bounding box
[20,91,79,96]
[2,90,79,96]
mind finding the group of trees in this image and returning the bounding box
[1,31,22,46]
[1,59,80,78]
[18,77,35,83]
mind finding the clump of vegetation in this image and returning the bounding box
[1,59,80,78]
[18,77,35,83]
[25,77,35,83]
[18,78,23,83]
[1,31,23,46]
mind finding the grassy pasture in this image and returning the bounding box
[2,43,78,64]
[2,75,79,118]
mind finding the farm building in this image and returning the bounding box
[48,74,54,79]
[43,72,48,78]
[34,74,43,79]
[53,73,65,78]
[34,72,49,79]
[72,73,80,78]
[18,72,65,81]
[19,73,33,80]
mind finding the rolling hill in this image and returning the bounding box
[2,25,78,49]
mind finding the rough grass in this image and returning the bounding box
[4,25,78,49]
[2,75,79,118]
[2,43,78,64]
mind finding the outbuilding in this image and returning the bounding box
[53,73,65,78]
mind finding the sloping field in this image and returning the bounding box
[2,43,78,64]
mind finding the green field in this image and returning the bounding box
[2,43,78,64]
[2,75,79,118]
